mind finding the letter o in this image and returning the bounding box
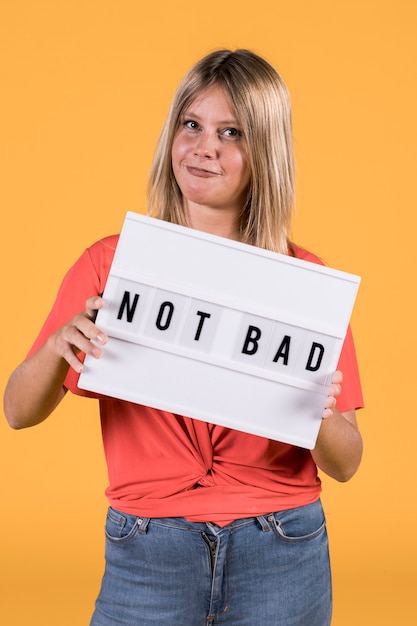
[156,301,174,330]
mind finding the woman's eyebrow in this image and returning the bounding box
[181,111,239,125]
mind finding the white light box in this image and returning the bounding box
[78,212,360,449]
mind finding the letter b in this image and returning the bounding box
[242,325,261,355]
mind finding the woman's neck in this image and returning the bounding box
[184,205,242,241]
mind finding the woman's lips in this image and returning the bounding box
[186,166,220,178]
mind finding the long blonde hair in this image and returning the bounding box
[148,49,295,255]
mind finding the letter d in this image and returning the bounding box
[305,342,325,371]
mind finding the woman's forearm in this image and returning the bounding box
[3,339,69,429]
[311,408,363,482]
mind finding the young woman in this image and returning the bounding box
[4,49,363,625]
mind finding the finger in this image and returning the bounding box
[332,370,343,385]
[322,407,334,420]
[61,344,86,374]
[326,395,336,408]
[83,298,107,345]
[64,341,102,373]
[327,382,341,398]
[78,316,108,346]
[59,323,105,365]
[59,326,97,356]
[322,394,337,419]
[85,296,104,322]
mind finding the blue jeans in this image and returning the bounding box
[90,499,331,625]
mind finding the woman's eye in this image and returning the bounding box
[223,127,242,139]
[184,120,199,130]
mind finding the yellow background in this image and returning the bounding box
[1,1,415,623]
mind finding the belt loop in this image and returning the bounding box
[256,514,272,532]
[137,517,151,534]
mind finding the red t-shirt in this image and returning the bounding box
[28,235,364,526]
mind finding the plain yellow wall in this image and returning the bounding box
[1,1,416,624]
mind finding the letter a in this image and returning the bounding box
[272,335,291,365]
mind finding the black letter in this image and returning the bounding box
[194,311,211,341]
[117,291,139,323]
[242,325,261,355]
[305,342,325,371]
[272,335,291,365]
[156,301,174,330]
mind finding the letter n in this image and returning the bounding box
[117,291,139,323]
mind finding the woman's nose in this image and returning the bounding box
[194,131,217,157]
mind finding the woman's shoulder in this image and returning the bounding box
[289,242,325,266]
[77,234,120,291]
[86,234,120,257]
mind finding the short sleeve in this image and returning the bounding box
[335,325,364,412]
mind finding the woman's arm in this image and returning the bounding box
[311,407,363,482]
[3,296,107,430]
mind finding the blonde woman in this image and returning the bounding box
[4,50,363,625]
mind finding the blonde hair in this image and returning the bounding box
[147,49,295,255]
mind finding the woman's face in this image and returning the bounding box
[172,86,250,226]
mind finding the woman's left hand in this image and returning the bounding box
[322,370,343,419]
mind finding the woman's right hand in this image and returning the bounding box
[49,296,108,373]
[4,296,108,429]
